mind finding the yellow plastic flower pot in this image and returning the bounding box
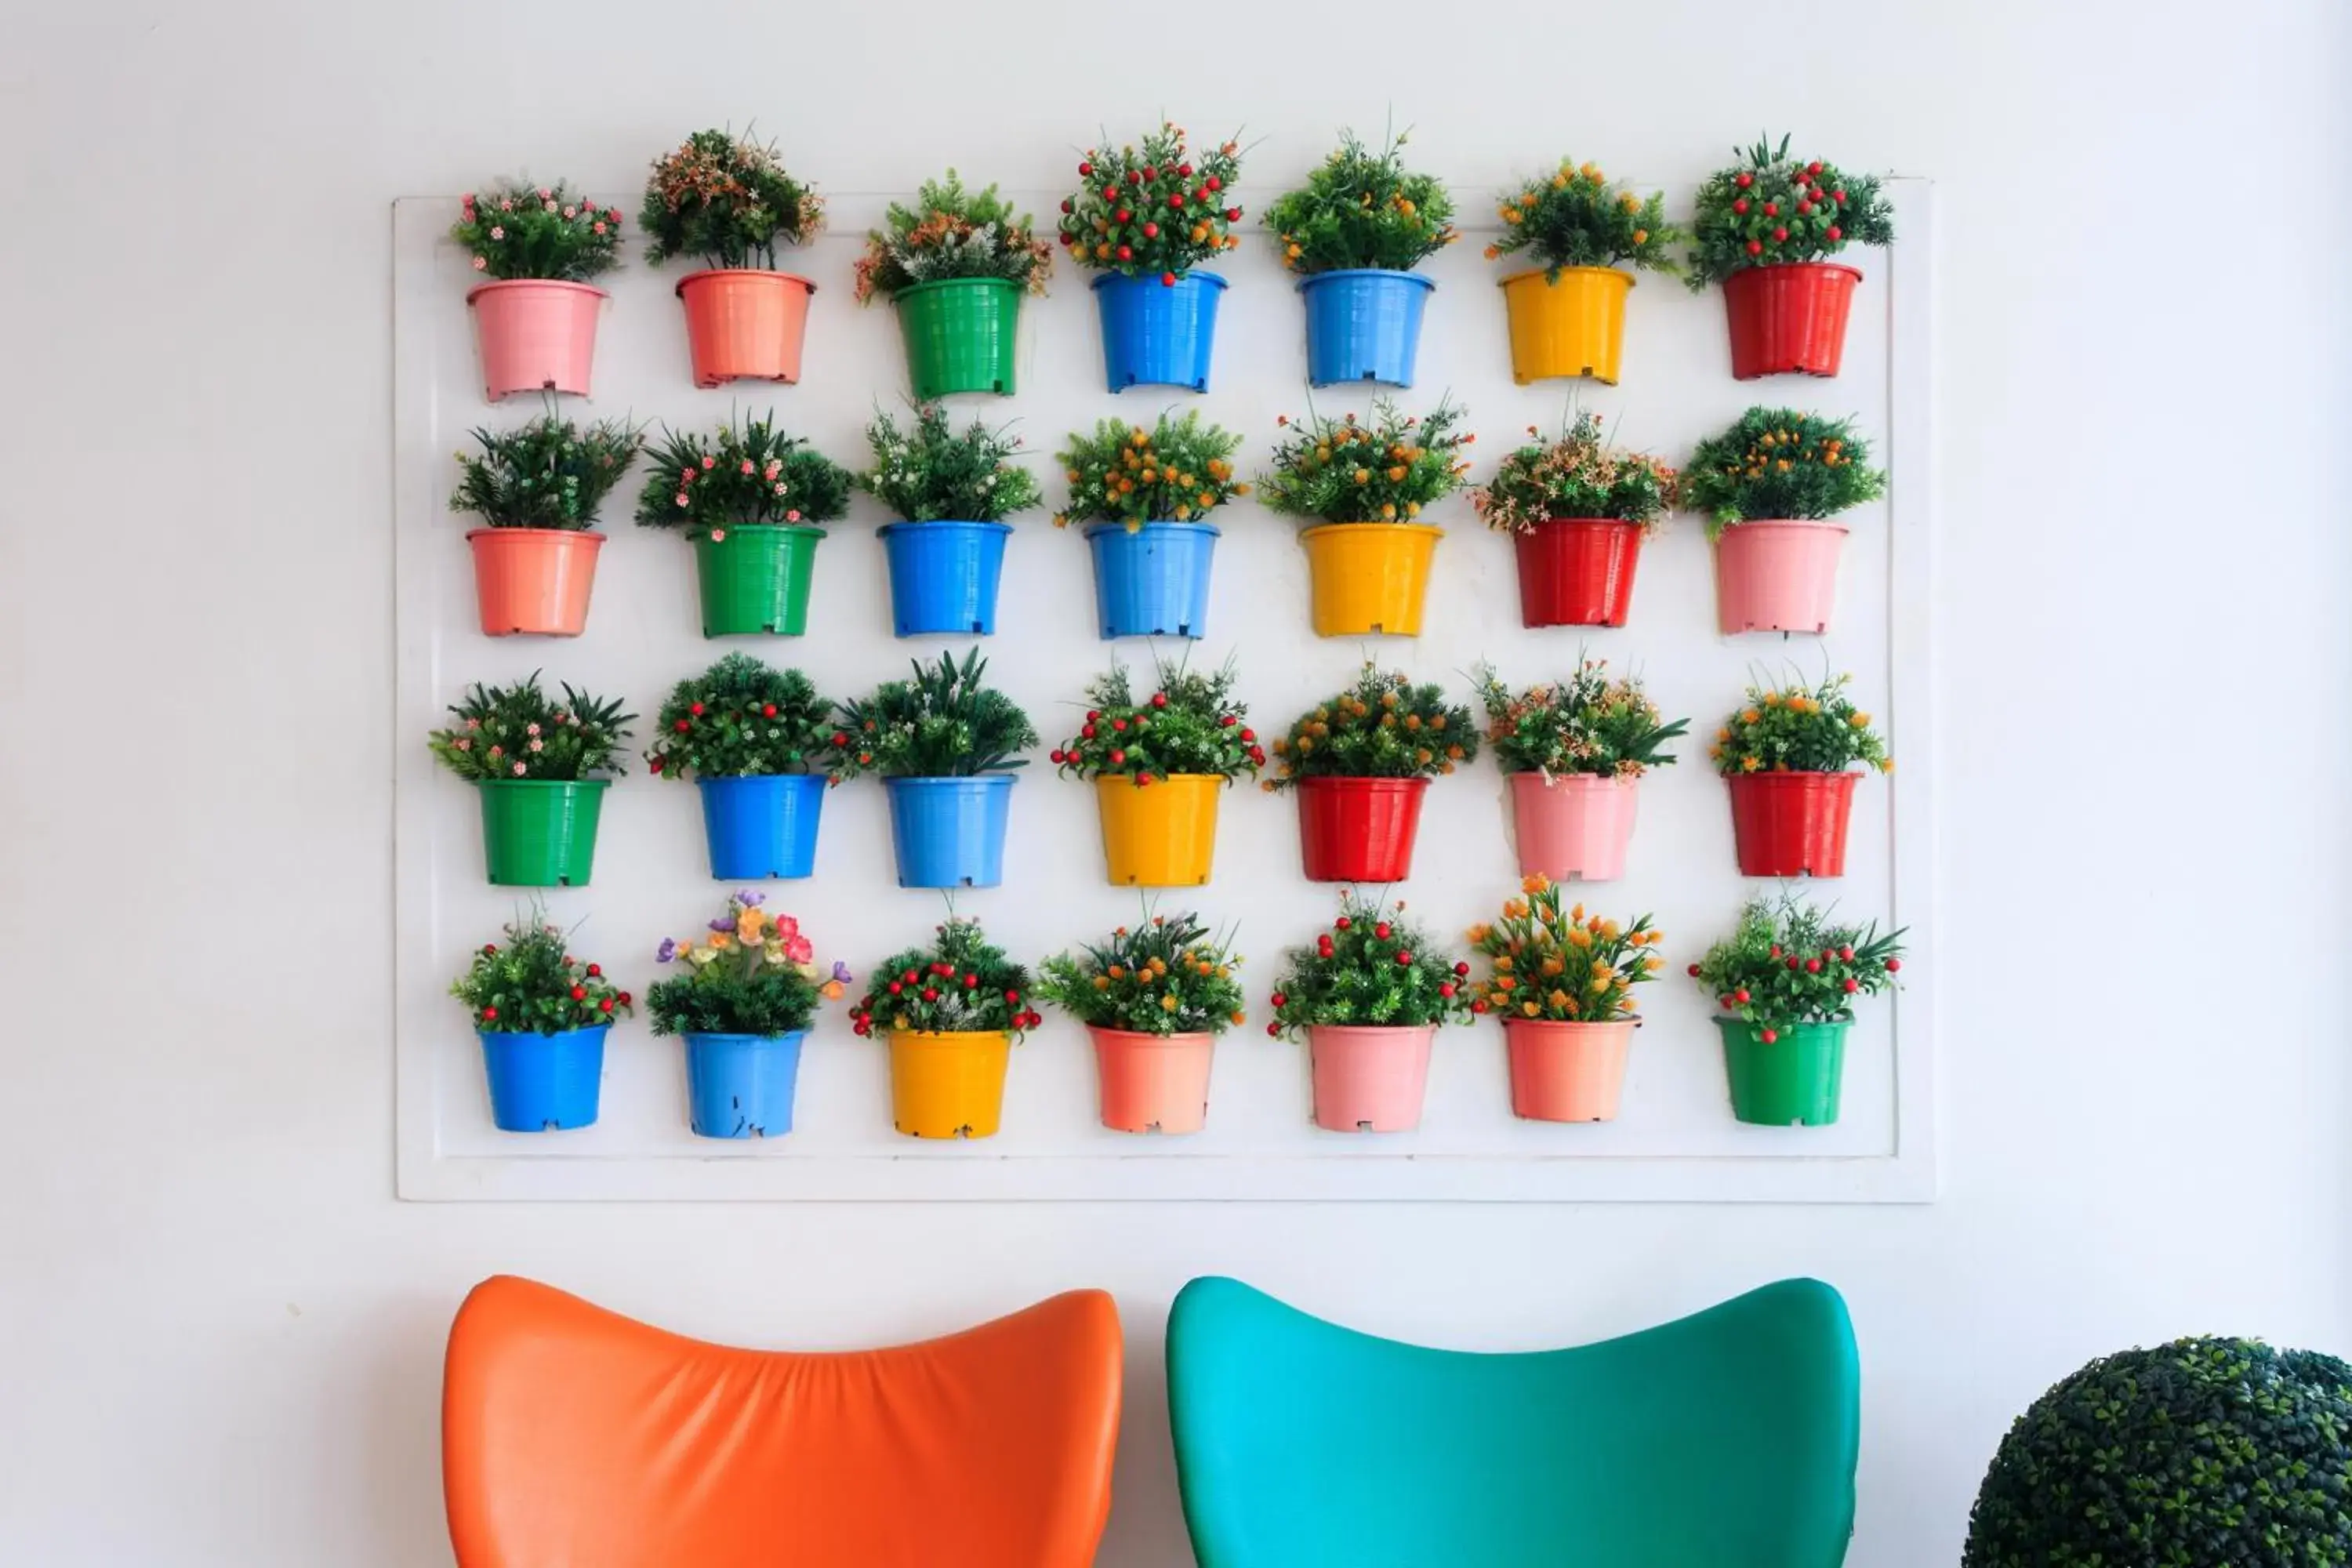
[887,1029,1011,1139]
[1095,774,1223,886]
[1500,267,1633,385]
[1299,523,1443,637]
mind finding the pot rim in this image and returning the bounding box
[888,1028,1012,1045]
[1089,268,1228,292]
[466,277,609,303]
[465,526,605,543]
[1298,521,1446,540]
[1725,260,1864,285]
[474,776,611,793]
[1080,517,1222,539]
[1294,773,1432,793]
[1296,267,1436,293]
[477,1023,612,1043]
[674,267,818,296]
[889,275,1023,302]
[1305,1022,1440,1040]
[1086,1025,1218,1046]
[1093,771,1226,789]
[877,517,1015,537]
[1501,1015,1642,1033]
[681,1029,809,1045]
[692,770,828,787]
[1711,1014,1855,1033]
[1722,768,1864,782]
[1498,264,1635,291]
[1508,768,1639,789]
[1716,517,1852,535]
[880,772,1019,791]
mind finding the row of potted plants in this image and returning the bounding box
[454,889,1904,1138]
[459,129,1891,402]
[425,658,1892,890]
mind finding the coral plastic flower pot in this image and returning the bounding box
[1085,521,1218,639]
[1726,770,1860,878]
[1094,774,1221,887]
[1298,269,1434,387]
[467,279,606,401]
[1504,1018,1634,1123]
[695,773,826,880]
[1295,775,1429,883]
[1508,771,1640,882]
[1299,523,1442,637]
[692,525,825,637]
[879,521,1011,637]
[1091,270,1225,392]
[887,1029,1011,1139]
[1713,519,1847,634]
[1090,1028,1214,1134]
[466,528,604,637]
[475,779,607,887]
[683,1031,804,1139]
[1308,1024,1434,1133]
[1721,262,1861,379]
[675,269,816,387]
[883,775,1015,889]
[1500,267,1633,384]
[1512,518,1644,628]
[894,278,1022,398]
[1718,1017,1848,1125]
[479,1025,607,1132]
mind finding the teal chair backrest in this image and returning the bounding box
[1166,1276,1860,1568]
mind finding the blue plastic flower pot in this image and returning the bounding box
[1300,269,1435,387]
[878,520,1012,637]
[478,1025,607,1132]
[883,774,1016,888]
[683,1030,806,1138]
[696,772,826,880]
[1091,270,1227,392]
[1084,521,1218,639]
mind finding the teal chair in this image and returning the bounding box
[1166,1276,1860,1567]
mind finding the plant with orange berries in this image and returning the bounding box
[1265,892,1474,1040]
[1057,122,1245,285]
[1686,133,1893,289]
[1036,910,1247,1036]
[1267,665,1476,788]
[1257,400,1473,526]
[1054,412,1247,531]
[1262,128,1457,274]
[1466,880,1664,1023]
[1711,673,1889,776]
[1484,158,1679,279]
[1680,408,1884,539]
[1690,894,1903,1038]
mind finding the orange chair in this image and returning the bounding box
[442,1276,1123,1567]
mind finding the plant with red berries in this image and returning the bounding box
[848,917,1039,1040]
[1686,133,1893,289]
[1467,877,1664,1022]
[1258,400,1474,527]
[1265,892,1475,1040]
[646,891,851,1037]
[1052,658,1261,785]
[1054,412,1247,530]
[1483,157,1679,278]
[1265,665,1477,789]
[1057,122,1245,285]
[1690,894,1903,1039]
[454,179,625,282]
[1711,673,1889,776]
[452,905,633,1033]
[1263,127,1457,274]
[644,655,837,782]
[1035,910,1247,1035]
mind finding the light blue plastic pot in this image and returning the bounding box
[478,1025,607,1131]
[1083,521,1218,639]
[882,774,1016,888]
[1092,270,1226,392]
[1299,269,1434,387]
[878,520,1012,637]
[683,1030,806,1138]
[696,772,826,880]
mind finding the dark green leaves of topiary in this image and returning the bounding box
[859,402,1043,524]
[833,648,1038,779]
[1263,128,1457,275]
[641,129,823,270]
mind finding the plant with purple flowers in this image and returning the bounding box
[646,892,850,1038]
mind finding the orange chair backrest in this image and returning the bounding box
[442,1275,1123,1568]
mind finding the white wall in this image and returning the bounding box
[2,2,2345,1563]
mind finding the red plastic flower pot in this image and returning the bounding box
[1722,262,1862,379]
[1294,776,1429,883]
[1726,771,1860,878]
[1512,518,1645,628]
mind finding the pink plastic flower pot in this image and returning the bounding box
[1090,1028,1214,1134]
[467,280,606,401]
[1504,1018,1635,1123]
[1507,771,1639,881]
[1712,518,1849,634]
[1307,1024,1434,1133]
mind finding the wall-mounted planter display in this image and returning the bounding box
[1713,519,1847,634]
[887,1029,1011,1138]
[1722,263,1860,379]
[1508,771,1639,882]
[695,773,826,880]
[476,779,607,887]
[466,528,604,637]
[1726,771,1858,878]
[676,269,816,387]
[683,1030,804,1138]
[1086,521,1218,639]
[880,521,1012,637]
[1092,271,1225,392]
[1295,776,1428,883]
[1094,774,1221,887]
[1091,1028,1214,1134]
[1513,518,1643,628]
[1500,267,1632,384]
[1504,1018,1633,1123]
[1298,524,1442,637]
[468,280,606,401]
[694,525,826,637]
[895,278,1021,398]
[479,1025,608,1132]
[882,775,1015,888]
[1719,1017,1847,1125]
[1299,270,1433,387]
[1308,1024,1433,1133]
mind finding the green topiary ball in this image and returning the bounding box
[1965,1336,2352,1566]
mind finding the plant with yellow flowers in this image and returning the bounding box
[1679,408,1885,539]
[1256,400,1474,526]
[1484,158,1680,279]
[1263,128,1457,274]
[1036,910,1248,1036]
[1054,412,1247,531]
[1466,878,1665,1022]
[1711,673,1889,776]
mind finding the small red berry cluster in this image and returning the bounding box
[1264,896,1475,1040]
[1058,123,1244,285]
[1687,902,1903,1040]
[1690,139,1891,285]
[457,922,632,1035]
[1051,688,1265,786]
[848,920,1037,1041]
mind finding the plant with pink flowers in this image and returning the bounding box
[452,179,625,282]
[428,673,633,782]
[633,413,853,542]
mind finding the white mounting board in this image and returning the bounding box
[394,180,1936,1203]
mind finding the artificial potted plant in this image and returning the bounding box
[1486,158,1679,384]
[1689,894,1902,1126]
[834,649,1039,889]
[848,917,1042,1139]
[1686,134,1894,379]
[451,908,633,1131]
[1469,412,1675,628]
[1037,911,1247,1134]
[1259,400,1475,637]
[1054,412,1247,639]
[859,403,1043,637]
[1048,659,1265,887]
[429,674,633,887]
[1682,407,1885,634]
[1468,880,1664,1123]
[635,413,853,637]
[1056,122,1245,392]
[1474,659,1688,882]
[1265,665,1478,883]
[644,655,839,880]
[449,414,641,637]
[452,179,626,401]
[1712,673,1890,878]
[641,129,826,386]
[648,891,851,1139]
[1267,892,1474,1133]
[855,171,1054,398]
[1263,128,1457,387]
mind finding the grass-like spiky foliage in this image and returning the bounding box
[430,673,633,782]
[1469,411,1675,535]
[1483,157,1680,278]
[848,918,1041,1040]
[1711,673,1889,777]
[1266,891,1475,1038]
[1686,133,1894,289]
[646,891,852,1037]
[1679,408,1885,538]
[1036,910,1248,1035]
[1256,400,1473,526]
[449,414,642,532]
[855,170,1053,303]
[1051,658,1263,784]
[640,129,823,271]
[1467,881,1666,1023]
[833,648,1038,779]
[451,905,633,1034]
[859,403,1043,524]
[644,655,837,781]
[1473,660,1688,778]
[1057,122,1245,283]
[453,180,625,282]
[1263,128,1457,274]
[1054,412,1247,530]
[635,413,853,539]
[1690,894,1903,1034]
[1266,666,1477,787]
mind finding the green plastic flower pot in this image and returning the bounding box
[894,278,1022,398]
[693,525,826,637]
[1716,1017,1848,1127]
[476,779,608,887]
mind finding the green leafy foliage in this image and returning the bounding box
[1686,133,1894,289]
[1057,122,1245,281]
[1036,910,1247,1035]
[848,917,1040,1040]
[1054,412,1247,530]
[451,906,631,1033]
[1468,880,1665,1023]
[1051,659,1262,783]
[1267,892,1473,1038]
[859,403,1043,524]
[429,674,632,782]
[1257,400,1473,526]
[833,648,1037,779]
[1690,894,1903,1032]
[645,892,851,1037]
[640,129,824,270]
[644,655,837,781]
[1469,411,1675,534]
[448,414,642,532]
[1474,659,1688,778]
[1712,673,1889,776]
[1483,157,1679,277]
[1262,128,1457,274]
[635,413,853,538]
[1965,1337,2352,1568]
[1267,666,1477,787]
[1680,408,1885,537]
[855,170,1053,303]
[452,180,625,282]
